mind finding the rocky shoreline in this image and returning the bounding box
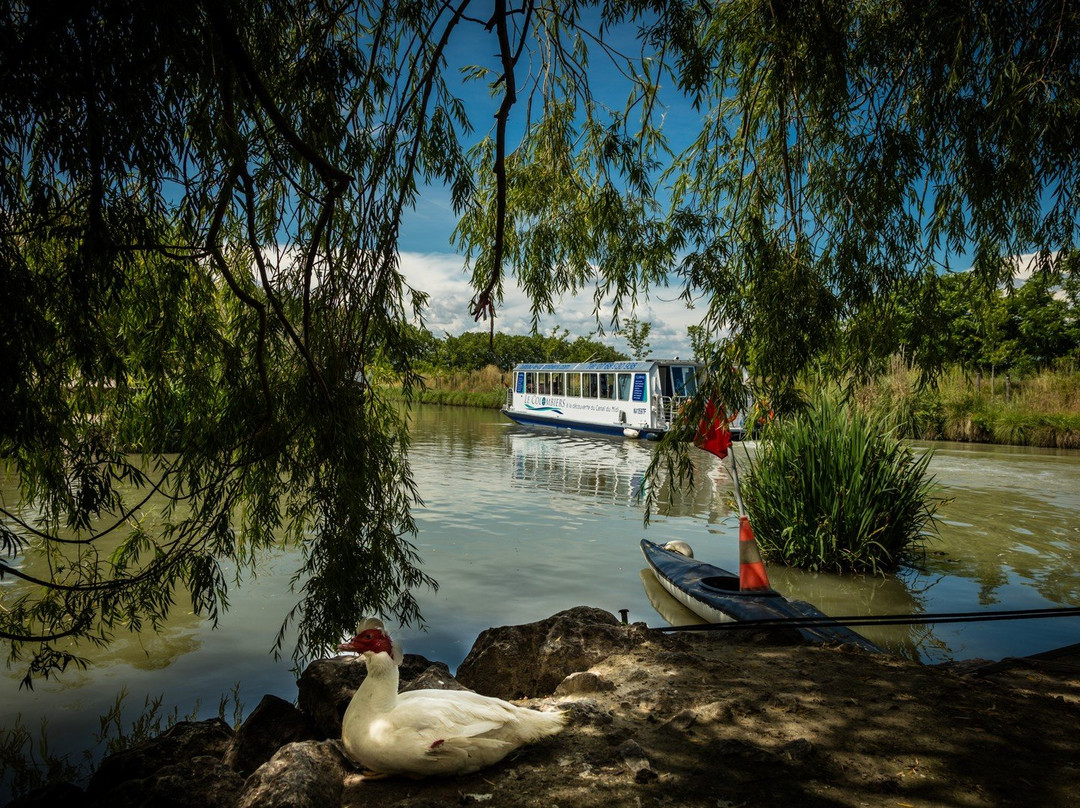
[7,606,1080,807]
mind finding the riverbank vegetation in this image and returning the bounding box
[853,361,1080,449]
[386,323,1080,450]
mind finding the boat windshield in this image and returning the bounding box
[670,366,698,396]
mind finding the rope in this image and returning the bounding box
[652,605,1080,632]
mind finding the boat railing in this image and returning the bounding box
[504,387,514,409]
[659,395,692,426]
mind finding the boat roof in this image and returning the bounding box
[512,359,700,373]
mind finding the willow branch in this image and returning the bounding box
[471,0,530,326]
[203,1,352,188]
[239,166,334,406]
[206,160,274,414]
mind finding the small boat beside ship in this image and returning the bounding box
[502,359,745,439]
[641,538,883,653]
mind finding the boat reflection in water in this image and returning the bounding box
[508,430,654,507]
[639,568,705,627]
[506,428,718,517]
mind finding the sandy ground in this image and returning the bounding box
[341,630,1080,808]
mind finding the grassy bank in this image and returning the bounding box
[390,365,510,409]
[855,360,1080,449]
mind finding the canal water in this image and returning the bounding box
[2,403,1079,789]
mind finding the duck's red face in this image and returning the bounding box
[338,627,394,655]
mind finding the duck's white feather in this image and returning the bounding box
[341,643,564,777]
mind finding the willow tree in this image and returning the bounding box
[2,1,1078,680]
[0,0,473,680]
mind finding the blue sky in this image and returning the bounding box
[393,10,705,360]
[397,194,705,360]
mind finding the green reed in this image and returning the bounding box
[743,391,944,574]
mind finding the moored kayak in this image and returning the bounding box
[641,539,882,653]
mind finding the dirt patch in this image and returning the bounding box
[342,631,1080,808]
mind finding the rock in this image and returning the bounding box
[86,719,234,796]
[778,738,814,761]
[617,739,657,784]
[296,653,443,737]
[456,606,659,699]
[296,656,367,739]
[224,694,320,777]
[662,708,697,732]
[5,782,86,808]
[400,663,470,693]
[92,755,244,808]
[554,671,615,696]
[236,740,349,808]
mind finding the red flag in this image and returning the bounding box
[694,399,732,459]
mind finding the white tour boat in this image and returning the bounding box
[502,360,744,440]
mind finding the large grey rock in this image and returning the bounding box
[236,740,349,808]
[296,655,369,738]
[224,694,320,777]
[456,606,656,699]
[87,756,244,808]
[400,662,469,693]
[86,719,234,796]
[5,783,86,808]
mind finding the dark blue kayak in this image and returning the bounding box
[641,539,883,653]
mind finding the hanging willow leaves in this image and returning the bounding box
[2,0,1077,680]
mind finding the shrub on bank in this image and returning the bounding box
[743,392,943,574]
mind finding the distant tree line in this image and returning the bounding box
[841,262,1080,378]
[405,327,628,372]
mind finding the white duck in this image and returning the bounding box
[338,619,565,778]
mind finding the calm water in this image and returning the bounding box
[3,404,1080,787]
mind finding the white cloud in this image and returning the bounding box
[397,250,703,358]
[1010,251,1060,283]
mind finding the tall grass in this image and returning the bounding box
[383,365,510,409]
[854,359,1080,448]
[743,391,944,574]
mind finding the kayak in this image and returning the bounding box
[640,539,882,653]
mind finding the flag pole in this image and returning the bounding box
[727,447,745,518]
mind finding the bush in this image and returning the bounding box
[743,392,943,574]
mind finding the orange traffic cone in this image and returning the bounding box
[738,515,771,591]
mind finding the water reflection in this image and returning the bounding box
[0,464,209,677]
[508,431,652,506]
[504,426,726,518]
[403,409,1080,666]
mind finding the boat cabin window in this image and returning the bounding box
[582,373,598,398]
[599,372,616,399]
[617,373,632,401]
[537,372,549,394]
[515,372,525,393]
[550,373,564,395]
[632,373,647,401]
[525,372,535,394]
[567,372,581,397]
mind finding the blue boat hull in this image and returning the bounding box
[501,408,664,439]
[640,539,882,652]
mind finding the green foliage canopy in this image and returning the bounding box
[2,0,1078,679]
